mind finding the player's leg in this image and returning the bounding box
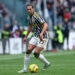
[18,37,37,73]
[34,38,50,70]
[34,47,50,70]
[24,44,36,71]
[18,44,36,73]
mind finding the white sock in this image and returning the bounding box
[38,54,50,65]
[24,54,30,71]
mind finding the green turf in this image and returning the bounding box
[0,50,75,75]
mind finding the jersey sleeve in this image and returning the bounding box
[34,12,45,24]
[38,16,45,24]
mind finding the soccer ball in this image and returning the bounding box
[29,64,39,73]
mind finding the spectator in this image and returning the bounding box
[20,27,27,38]
[1,23,10,54]
[57,5,64,18]
[63,5,70,19]
[13,29,20,38]
[2,9,7,17]
[52,21,63,49]
[62,18,71,49]
[10,20,19,37]
[47,1,54,25]
[60,0,68,7]
[68,0,75,10]
[71,6,75,21]
[3,13,10,25]
[2,24,10,39]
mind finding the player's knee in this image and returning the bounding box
[34,52,39,58]
[26,48,32,54]
[26,50,32,54]
[26,50,31,54]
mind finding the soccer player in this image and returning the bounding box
[18,3,50,73]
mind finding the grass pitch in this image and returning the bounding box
[0,50,75,75]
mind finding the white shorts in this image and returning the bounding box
[29,36,48,49]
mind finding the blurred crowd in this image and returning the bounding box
[45,0,75,49]
[0,2,28,39]
[47,0,75,29]
[0,0,75,50]
[0,2,10,28]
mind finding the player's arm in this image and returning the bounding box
[37,14,48,41]
[41,23,48,35]
[40,23,48,41]
[24,25,32,43]
[25,25,32,38]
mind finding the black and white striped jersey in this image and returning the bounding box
[28,12,48,38]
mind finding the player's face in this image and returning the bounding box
[26,6,34,15]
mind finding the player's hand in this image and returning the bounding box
[40,33,43,41]
[24,37,27,44]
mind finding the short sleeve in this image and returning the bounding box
[38,17,45,24]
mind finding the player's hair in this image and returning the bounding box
[26,3,34,8]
